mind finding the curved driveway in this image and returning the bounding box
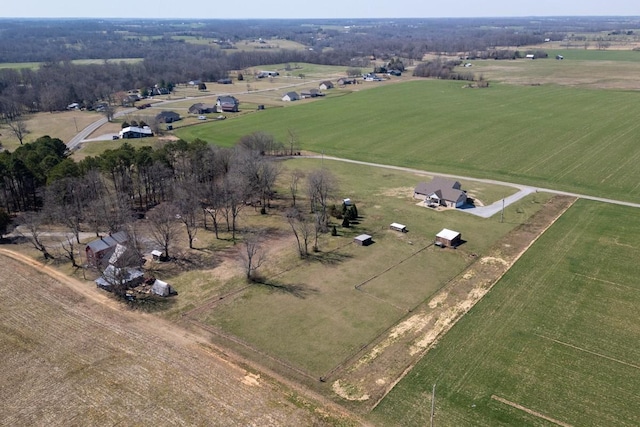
[306,155,640,218]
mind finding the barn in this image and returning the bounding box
[435,228,461,247]
[354,234,372,246]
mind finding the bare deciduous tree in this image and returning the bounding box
[147,202,181,259]
[240,229,268,280]
[307,169,336,232]
[17,211,53,259]
[289,169,304,207]
[175,181,201,249]
[285,207,313,258]
[5,116,29,145]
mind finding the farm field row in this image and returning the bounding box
[176,79,640,203]
[372,199,640,426]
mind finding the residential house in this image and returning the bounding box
[414,177,467,208]
[95,264,144,291]
[155,111,181,123]
[257,70,279,78]
[300,89,324,98]
[85,231,129,268]
[119,126,154,139]
[188,103,215,114]
[337,78,357,85]
[282,91,300,102]
[216,96,240,112]
[319,81,334,90]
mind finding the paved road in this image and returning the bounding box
[305,156,640,218]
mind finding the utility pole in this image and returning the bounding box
[73,117,78,132]
[501,198,505,223]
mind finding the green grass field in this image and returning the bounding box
[371,199,640,426]
[176,80,640,203]
[182,158,543,377]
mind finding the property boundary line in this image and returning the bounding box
[491,395,573,427]
[534,334,640,371]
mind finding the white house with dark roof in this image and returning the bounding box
[282,91,300,102]
[414,177,467,208]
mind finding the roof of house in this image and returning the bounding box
[120,126,153,136]
[156,111,180,120]
[86,231,128,254]
[217,95,238,103]
[320,80,334,87]
[415,177,465,203]
[95,265,144,288]
[436,228,460,240]
[284,91,299,98]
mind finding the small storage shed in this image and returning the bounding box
[151,250,163,261]
[354,234,372,246]
[390,223,407,232]
[151,279,174,297]
[435,228,461,247]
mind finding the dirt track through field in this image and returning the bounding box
[491,395,574,427]
[0,249,358,426]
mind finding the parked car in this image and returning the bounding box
[198,115,207,120]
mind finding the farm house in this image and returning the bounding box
[435,228,462,247]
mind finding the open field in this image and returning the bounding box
[465,54,640,89]
[176,79,640,203]
[167,158,542,382]
[0,252,354,426]
[371,199,640,426]
[0,58,143,70]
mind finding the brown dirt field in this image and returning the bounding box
[327,195,576,408]
[0,249,359,426]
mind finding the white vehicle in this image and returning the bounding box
[198,115,207,120]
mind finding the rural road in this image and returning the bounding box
[306,156,640,217]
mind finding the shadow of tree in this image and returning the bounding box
[253,278,319,299]
[309,250,353,265]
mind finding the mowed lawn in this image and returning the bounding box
[192,158,544,377]
[372,199,640,426]
[176,80,640,203]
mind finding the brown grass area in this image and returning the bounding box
[0,250,356,426]
[328,195,576,408]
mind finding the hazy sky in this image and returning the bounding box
[1,0,638,19]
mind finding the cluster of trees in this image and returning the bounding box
[413,59,474,81]
[1,132,342,280]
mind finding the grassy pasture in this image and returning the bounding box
[182,158,541,377]
[0,58,143,70]
[176,79,640,203]
[372,199,640,426]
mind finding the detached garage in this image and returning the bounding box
[435,228,461,247]
[354,234,373,246]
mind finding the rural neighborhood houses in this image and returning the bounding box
[188,103,215,114]
[414,177,467,208]
[216,95,240,112]
[300,89,324,98]
[282,91,300,102]
[119,125,154,139]
[85,231,129,267]
[319,81,334,90]
[155,111,181,123]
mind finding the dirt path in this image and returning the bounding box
[0,248,363,426]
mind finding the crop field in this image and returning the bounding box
[176,79,640,203]
[371,199,640,426]
[175,158,542,380]
[0,252,347,426]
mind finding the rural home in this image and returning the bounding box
[337,78,357,85]
[188,103,215,114]
[435,228,462,248]
[282,91,300,102]
[119,126,154,139]
[95,265,144,290]
[257,70,279,78]
[414,177,467,208]
[85,231,129,267]
[354,234,373,246]
[216,96,240,112]
[155,111,181,123]
[319,81,334,90]
[300,89,324,98]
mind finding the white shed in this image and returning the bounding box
[390,223,407,232]
[151,279,173,297]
